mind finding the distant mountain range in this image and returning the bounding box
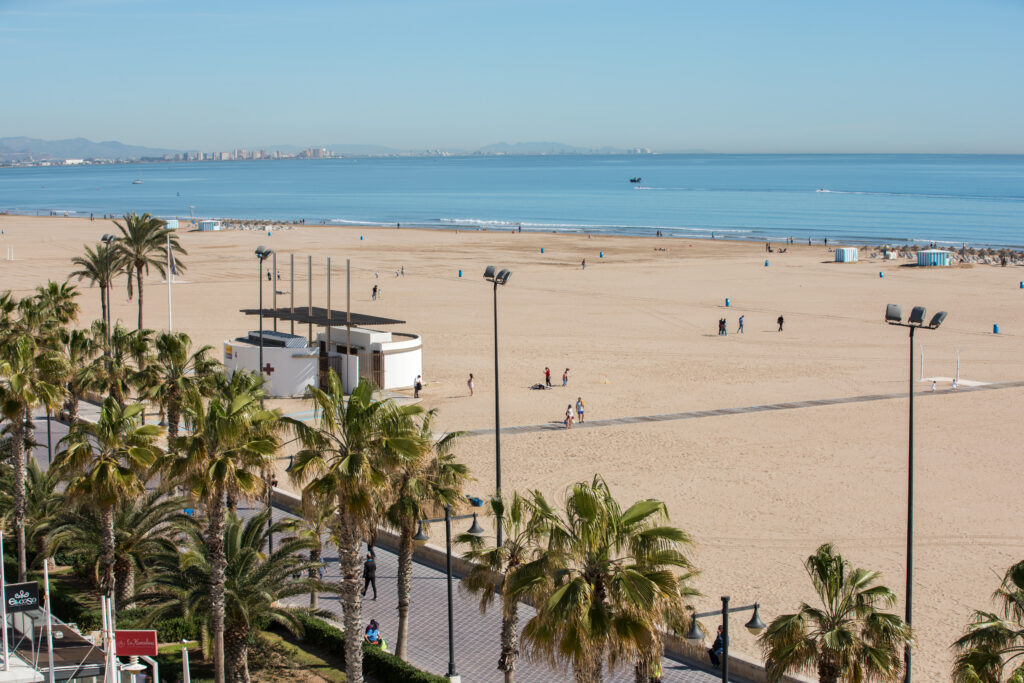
[0,136,643,161]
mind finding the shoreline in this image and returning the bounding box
[7,212,1024,260]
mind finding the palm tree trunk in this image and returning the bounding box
[499,598,518,683]
[101,505,116,601]
[136,266,144,330]
[167,402,180,442]
[226,490,238,513]
[100,285,107,329]
[308,544,321,609]
[224,625,250,683]
[115,556,135,610]
[206,496,227,683]
[818,659,840,683]
[10,410,27,582]
[573,657,603,683]
[395,518,414,661]
[335,514,364,683]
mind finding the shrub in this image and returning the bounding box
[293,613,448,683]
[118,607,200,643]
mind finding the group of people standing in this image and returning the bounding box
[716,314,786,335]
[544,366,571,387]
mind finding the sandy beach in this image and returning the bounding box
[3,214,1023,679]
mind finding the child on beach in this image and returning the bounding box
[564,405,574,428]
[562,368,569,386]
[467,373,475,396]
[545,367,552,387]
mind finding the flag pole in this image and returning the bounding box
[44,559,56,683]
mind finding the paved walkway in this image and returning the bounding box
[461,380,1024,436]
[29,413,728,683]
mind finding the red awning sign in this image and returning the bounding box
[115,630,158,656]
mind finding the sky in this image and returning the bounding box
[1,0,1023,154]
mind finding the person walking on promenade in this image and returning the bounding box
[777,315,784,332]
[467,373,475,396]
[545,367,552,387]
[708,625,725,668]
[362,553,377,600]
[738,315,744,334]
[562,368,569,387]
[576,397,585,423]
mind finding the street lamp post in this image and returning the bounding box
[885,304,947,683]
[482,266,511,547]
[686,597,766,683]
[256,246,274,553]
[413,506,486,682]
[255,246,274,389]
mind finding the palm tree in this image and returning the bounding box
[137,510,323,683]
[952,559,1024,682]
[150,332,219,441]
[0,334,64,581]
[112,212,186,329]
[168,386,280,683]
[386,408,469,661]
[33,280,80,328]
[53,398,163,602]
[89,323,146,409]
[23,459,65,562]
[508,475,695,683]
[58,327,98,424]
[288,374,424,683]
[460,491,546,683]
[759,543,912,683]
[298,488,335,610]
[48,490,197,608]
[70,243,119,325]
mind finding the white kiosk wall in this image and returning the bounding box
[223,341,318,397]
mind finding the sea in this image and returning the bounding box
[2,154,1022,248]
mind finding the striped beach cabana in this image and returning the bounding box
[834,247,859,263]
[917,249,952,267]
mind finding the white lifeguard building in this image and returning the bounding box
[223,306,422,397]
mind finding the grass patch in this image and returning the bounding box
[257,631,347,682]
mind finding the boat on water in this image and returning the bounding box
[629,177,641,183]
[132,179,143,184]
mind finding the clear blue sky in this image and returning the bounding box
[2,0,1022,153]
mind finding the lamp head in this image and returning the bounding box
[908,306,927,325]
[929,311,948,329]
[496,269,512,285]
[684,615,704,641]
[745,603,767,635]
[885,304,902,324]
[412,522,429,545]
[101,233,115,243]
[255,245,273,260]
[466,513,486,537]
[483,265,496,280]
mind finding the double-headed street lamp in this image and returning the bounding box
[885,303,947,683]
[256,246,275,551]
[685,596,766,683]
[255,246,274,383]
[483,266,511,547]
[413,506,486,683]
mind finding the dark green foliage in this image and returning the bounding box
[118,607,200,643]
[293,613,448,683]
[47,581,102,632]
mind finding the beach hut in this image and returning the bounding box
[917,249,952,267]
[834,247,859,263]
[198,220,221,232]
[163,219,179,230]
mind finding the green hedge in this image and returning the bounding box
[118,607,200,643]
[295,613,448,683]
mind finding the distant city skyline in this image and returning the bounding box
[2,0,1023,154]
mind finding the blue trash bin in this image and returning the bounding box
[994,324,1000,334]
[725,298,731,307]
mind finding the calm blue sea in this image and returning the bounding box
[2,154,1022,248]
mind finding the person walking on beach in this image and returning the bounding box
[777,315,784,332]
[362,553,377,600]
[372,284,378,301]
[581,258,586,270]
[545,367,552,387]
[952,377,958,391]
[931,380,937,391]
[467,373,475,396]
[562,368,569,387]
[564,405,574,428]
[738,315,744,334]
[576,397,585,423]
[708,625,725,668]
[414,375,422,398]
